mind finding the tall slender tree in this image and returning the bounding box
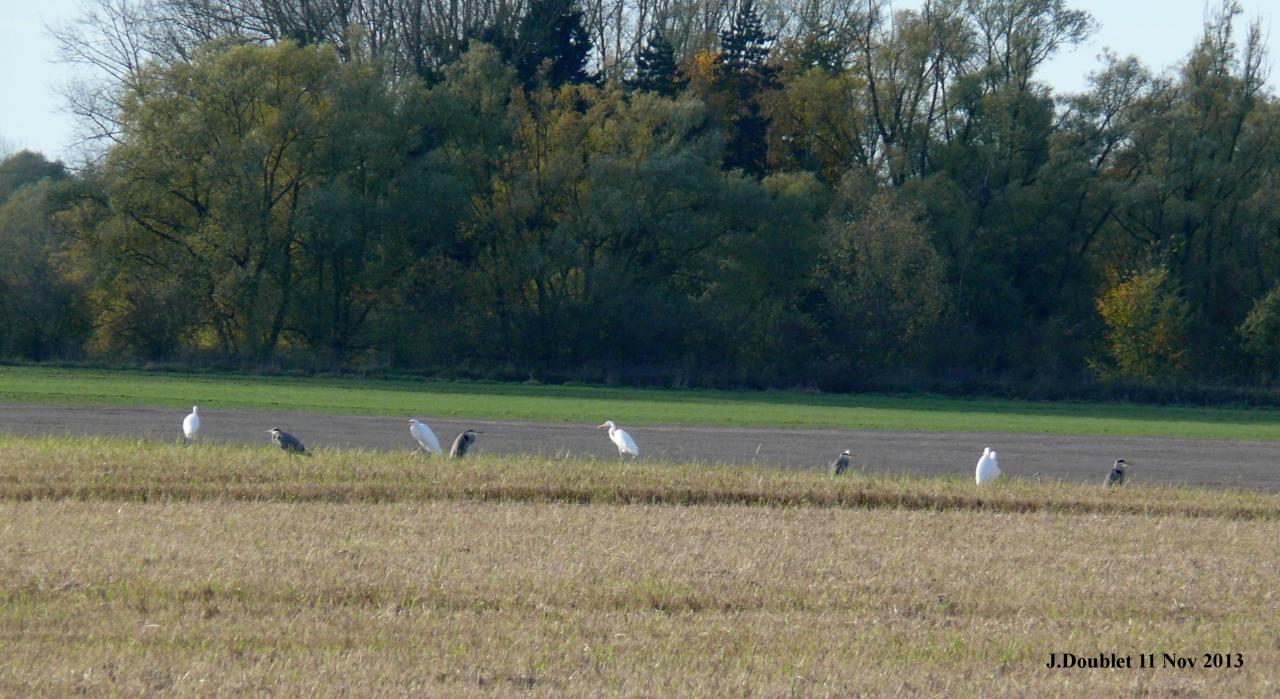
[628,30,685,97]
[716,0,780,176]
[514,0,596,89]
[719,0,776,85]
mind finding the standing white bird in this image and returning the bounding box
[597,421,639,459]
[975,447,1001,485]
[182,406,200,445]
[408,418,441,455]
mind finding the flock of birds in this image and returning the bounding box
[181,406,641,461]
[840,445,1128,487]
[181,406,1133,487]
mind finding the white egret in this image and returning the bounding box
[182,405,200,445]
[408,418,441,455]
[265,428,307,456]
[831,449,851,475]
[597,421,639,459]
[975,447,1001,485]
[1104,459,1129,487]
[450,429,479,458]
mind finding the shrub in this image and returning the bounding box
[1093,266,1190,382]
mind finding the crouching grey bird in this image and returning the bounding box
[1104,459,1129,487]
[266,428,308,456]
[831,449,852,475]
[450,429,480,458]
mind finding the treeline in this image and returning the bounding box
[2,0,1280,392]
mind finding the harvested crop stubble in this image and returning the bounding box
[0,437,1277,695]
[0,437,1277,520]
[1,500,1278,695]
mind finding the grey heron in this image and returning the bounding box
[597,421,639,459]
[182,406,200,445]
[408,418,441,455]
[450,429,479,458]
[1104,459,1129,487]
[831,449,851,475]
[266,428,308,456]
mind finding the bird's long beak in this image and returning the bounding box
[596,423,607,429]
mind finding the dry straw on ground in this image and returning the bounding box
[0,436,1276,695]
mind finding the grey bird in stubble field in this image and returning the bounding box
[265,428,308,456]
[450,429,480,458]
[1104,459,1129,487]
[831,449,852,475]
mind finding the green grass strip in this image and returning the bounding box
[2,365,1280,439]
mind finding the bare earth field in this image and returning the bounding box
[2,403,1279,489]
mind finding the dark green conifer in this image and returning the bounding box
[514,0,595,89]
[716,0,780,176]
[628,30,685,97]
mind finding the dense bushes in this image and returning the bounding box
[3,0,1279,394]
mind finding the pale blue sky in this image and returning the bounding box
[1,0,1276,164]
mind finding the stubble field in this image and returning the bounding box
[0,437,1277,695]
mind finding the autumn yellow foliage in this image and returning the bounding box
[1094,266,1191,381]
